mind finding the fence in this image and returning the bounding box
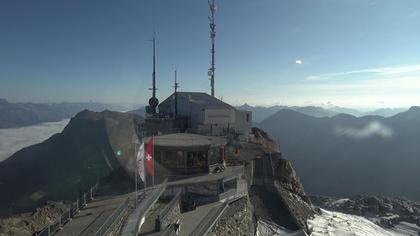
[34,183,99,236]
[189,200,229,236]
[94,197,130,236]
[121,179,168,236]
[158,191,181,230]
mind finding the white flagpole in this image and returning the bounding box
[152,135,155,187]
[134,142,137,207]
[144,138,147,193]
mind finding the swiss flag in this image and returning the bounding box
[145,136,154,176]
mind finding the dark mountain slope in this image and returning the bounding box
[0,110,142,216]
[258,108,420,201]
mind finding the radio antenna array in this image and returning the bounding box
[209,0,216,97]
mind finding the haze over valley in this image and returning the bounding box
[0,119,69,162]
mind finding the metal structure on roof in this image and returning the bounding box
[146,35,159,116]
[209,0,216,97]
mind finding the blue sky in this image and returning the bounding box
[1,0,420,108]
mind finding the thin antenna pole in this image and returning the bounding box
[174,70,179,116]
[152,135,155,187]
[152,35,156,98]
[209,0,216,97]
[134,143,138,206]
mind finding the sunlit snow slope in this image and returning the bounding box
[309,209,419,236]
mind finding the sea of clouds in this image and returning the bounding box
[0,119,70,162]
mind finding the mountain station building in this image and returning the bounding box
[158,92,252,139]
[153,133,226,176]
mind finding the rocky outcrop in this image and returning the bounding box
[0,201,68,236]
[210,197,255,236]
[273,158,316,233]
[249,127,279,153]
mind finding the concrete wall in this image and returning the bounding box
[159,94,237,134]
[233,110,252,140]
[203,109,235,125]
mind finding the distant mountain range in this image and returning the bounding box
[257,107,420,201]
[128,106,146,117]
[237,104,407,122]
[0,98,127,128]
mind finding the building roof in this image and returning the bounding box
[151,133,226,148]
[160,92,234,110]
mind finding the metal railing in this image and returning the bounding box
[34,183,99,236]
[159,192,181,228]
[189,201,229,236]
[94,197,130,236]
[122,179,168,236]
[138,128,182,139]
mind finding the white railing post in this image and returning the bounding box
[75,199,79,213]
[59,216,63,230]
[83,194,87,206]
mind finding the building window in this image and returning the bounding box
[246,113,250,122]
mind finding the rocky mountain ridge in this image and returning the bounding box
[0,98,126,128]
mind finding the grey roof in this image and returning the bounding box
[161,92,234,110]
[151,133,226,148]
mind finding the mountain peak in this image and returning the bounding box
[0,98,8,104]
[407,106,420,113]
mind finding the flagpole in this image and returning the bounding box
[143,135,146,195]
[134,142,137,207]
[152,135,155,187]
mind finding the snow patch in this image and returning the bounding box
[331,198,350,206]
[308,209,394,236]
[256,219,307,236]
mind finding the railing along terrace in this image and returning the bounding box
[139,128,181,138]
[34,183,99,236]
[159,191,182,227]
[94,197,130,236]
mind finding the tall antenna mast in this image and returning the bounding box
[174,69,179,93]
[152,35,157,98]
[146,34,159,115]
[209,0,216,97]
[173,69,179,116]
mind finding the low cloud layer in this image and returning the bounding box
[334,121,393,139]
[0,119,69,162]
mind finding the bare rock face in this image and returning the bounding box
[275,158,310,202]
[0,201,68,236]
[249,127,280,153]
[210,197,255,236]
[273,158,316,233]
